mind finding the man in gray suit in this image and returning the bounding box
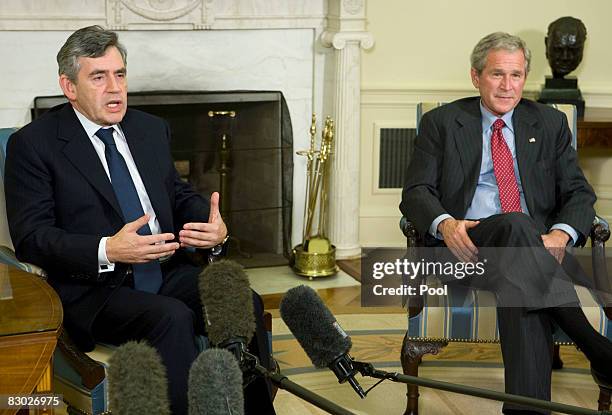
[400,32,611,414]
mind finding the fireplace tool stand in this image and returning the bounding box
[292,113,338,278]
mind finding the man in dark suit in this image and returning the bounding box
[5,25,275,415]
[400,32,611,414]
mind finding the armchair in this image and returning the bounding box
[398,104,612,414]
[0,128,275,414]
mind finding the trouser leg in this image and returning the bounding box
[92,285,198,415]
[497,307,553,414]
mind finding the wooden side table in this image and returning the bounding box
[578,107,612,148]
[0,264,63,415]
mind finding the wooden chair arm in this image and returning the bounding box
[56,329,106,390]
[590,215,611,320]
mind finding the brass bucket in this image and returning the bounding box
[292,243,338,279]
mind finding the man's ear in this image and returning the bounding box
[59,74,77,101]
[470,68,480,89]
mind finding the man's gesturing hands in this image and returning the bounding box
[106,214,178,264]
[106,192,228,264]
[179,192,228,249]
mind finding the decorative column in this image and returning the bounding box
[322,0,373,259]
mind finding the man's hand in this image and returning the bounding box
[541,229,570,264]
[179,192,228,249]
[439,218,480,262]
[106,214,178,263]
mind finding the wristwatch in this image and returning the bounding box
[210,234,230,257]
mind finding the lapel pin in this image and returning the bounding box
[529,137,536,143]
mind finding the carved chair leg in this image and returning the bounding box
[552,344,563,370]
[598,386,612,411]
[400,334,448,415]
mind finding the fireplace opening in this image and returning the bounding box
[33,91,293,268]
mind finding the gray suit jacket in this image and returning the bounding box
[400,97,596,246]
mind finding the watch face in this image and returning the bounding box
[211,244,223,255]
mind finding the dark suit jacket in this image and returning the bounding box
[400,97,596,246]
[5,103,211,350]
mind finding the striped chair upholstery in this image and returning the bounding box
[407,280,610,343]
[400,102,612,414]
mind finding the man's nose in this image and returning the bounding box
[106,75,122,91]
[500,75,512,90]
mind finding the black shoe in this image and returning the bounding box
[591,365,612,390]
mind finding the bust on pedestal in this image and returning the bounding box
[538,16,587,118]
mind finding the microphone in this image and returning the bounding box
[107,340,171,415]
[188,348,244,415]
[198,259,256,365]
[199,262,357,415]
[279,285,366,398]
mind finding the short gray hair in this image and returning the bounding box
[470,32,531,75]
[57,25,127,82]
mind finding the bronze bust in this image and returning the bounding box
[545,16,587,79]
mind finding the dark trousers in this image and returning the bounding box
[91,259,276,415]
[464,212,582,414]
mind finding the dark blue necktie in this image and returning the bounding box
[96,127,162,293]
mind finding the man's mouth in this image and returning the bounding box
[106,100,122,110]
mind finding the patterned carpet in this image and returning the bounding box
[271,314,600,415]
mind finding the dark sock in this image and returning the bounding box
[547,306,612,372]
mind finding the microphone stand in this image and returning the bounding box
[242,351,357,415]
[351,361,612,415]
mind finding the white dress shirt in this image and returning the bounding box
[73,108,161,272]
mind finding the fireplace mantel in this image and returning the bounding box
[0,0,372,258]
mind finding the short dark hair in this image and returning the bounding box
[57,25,127,82]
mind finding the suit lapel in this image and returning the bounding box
[120,112,172,232]
[58,105,123,218]
[453,101,483,210]
[512,101,540,214]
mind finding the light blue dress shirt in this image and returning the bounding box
[429,102,578,245]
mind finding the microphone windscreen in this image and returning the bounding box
[199,259,255,345]
[279,285,352,368]
[188,348,245,415]
[108,341,170,415]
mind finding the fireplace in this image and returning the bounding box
[5,0,372,259]
[33,91,293,267]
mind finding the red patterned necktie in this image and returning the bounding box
[491,118,522,213]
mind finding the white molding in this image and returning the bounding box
[0,0,329,31]
[594,185,612,201]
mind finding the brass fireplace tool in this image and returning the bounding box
[292,114,338,278]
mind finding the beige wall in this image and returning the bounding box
[360,0,612,247]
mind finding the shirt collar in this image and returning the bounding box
[479,101,515,134]
[72,106,121,140]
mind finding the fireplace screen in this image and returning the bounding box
[32,91,293,268]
